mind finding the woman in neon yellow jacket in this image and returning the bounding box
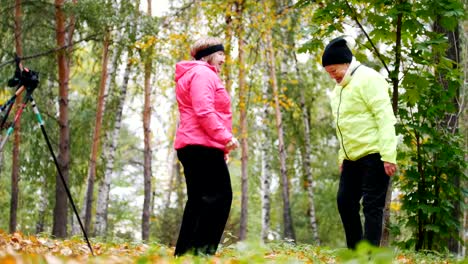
[322,37,397,249]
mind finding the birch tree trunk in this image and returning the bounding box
[53,0,72,238]
[94,38,129,238]
[260,60,272,241]
[36,175,48,234]
[10,0,22,234]
[141,0,153,242]
[235,0,249,241]
[78,31,111,235]
[94,0,139,237]
[294,53,320,244]
[263,1,295,241]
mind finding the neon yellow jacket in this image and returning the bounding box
[330,59,397,164]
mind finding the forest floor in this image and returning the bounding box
[0,231,465,263]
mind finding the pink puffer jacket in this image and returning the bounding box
[174,60,233,153]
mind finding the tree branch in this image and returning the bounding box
[343,0,391,76]
[0,33,100,68]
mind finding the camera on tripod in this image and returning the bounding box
[7,67,40,92]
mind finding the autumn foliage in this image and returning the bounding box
[0,231,460,263]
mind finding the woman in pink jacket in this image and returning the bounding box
[173,37,239,256]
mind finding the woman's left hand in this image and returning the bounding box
[225,137,239,151]
[384,162,397,176]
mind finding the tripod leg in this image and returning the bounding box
[0,87,25,129]
[30,97,94,256]
[0,92,31,152]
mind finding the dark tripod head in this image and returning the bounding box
[7,54,39,93]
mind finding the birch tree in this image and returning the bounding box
[79,30,111,234]
[260,57,272,242]
[94,25,134,237]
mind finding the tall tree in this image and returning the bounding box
[294,52,320,244]
[10,0,23,234]
[81,30,111,234]
[94,37,131,238]
[94,0,140,239]
[235,0,249,241]
[263,0,295,241]
[260,56,272,242]
[141,0,154,242]
[53,0,72,238]
[380,0,404,245]
[433,15,462,254]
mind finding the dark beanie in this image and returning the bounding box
[322,37,353,67]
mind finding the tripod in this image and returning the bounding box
[0,58,94,255]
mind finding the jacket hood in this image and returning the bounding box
[175,60,217,82]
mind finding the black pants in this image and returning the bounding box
[174,145,232,256]
[337,153,390,249]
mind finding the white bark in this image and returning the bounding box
[260,58,272,242]
[94,45,131,237]
[35,175,48,234]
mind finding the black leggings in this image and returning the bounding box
[174,145,232,256]
[337,153,390,249]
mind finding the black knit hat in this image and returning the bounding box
[322,37,353,67]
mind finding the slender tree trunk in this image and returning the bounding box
[159,149,178,243]
[293,53,320,244]
[79,30,111,235]
[95,1,138,236]
[36,175,48,234]
[163,150,178,210]
[141,0,153,242]
[94,41,129,239]
[10,0,23,234]
[235,0,249,241]
[260,64,272,241]
[462,23,468,258]
[381,0,404,246]
[415,132,425,250]
[53,0,71,238]
[264,4,295,241]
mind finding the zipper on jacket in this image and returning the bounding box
[336,64,361,161]
[337,87,351,161]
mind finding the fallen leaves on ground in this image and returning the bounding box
[0,231,462,263]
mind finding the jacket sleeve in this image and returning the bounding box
[362,73,398,164]
[190,68,232,145]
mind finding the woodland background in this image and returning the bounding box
[0,0,466,260]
